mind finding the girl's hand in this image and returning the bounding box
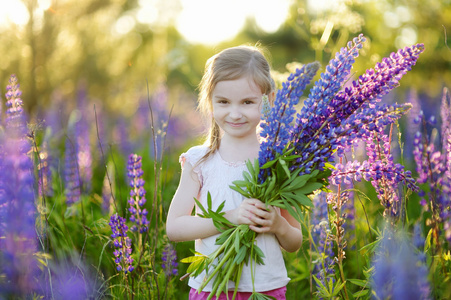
[233,198,281,234]
[225,198,303,252]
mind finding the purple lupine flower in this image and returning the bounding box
[109,213,134,274]
[412,224,432,299]
[258,61,320,180]
[162,243,179,277]
[413,93,451,245]
[38,141,53,197]
[331,126,418,217]
[341,187,356,249]
[75,86,92,193]
[0,75,39,295]
[290,40,423,177]
[64,134,81,205]
[48,256,98,300]
[292,35,366,163]
[311,192,335,291]
[127,154,149,233]
[441,88,451,179]
[112,115,133,157]
[372,226,430,300]
[0,141,39,295]
[4,74,27,137]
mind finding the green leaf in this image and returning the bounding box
[281,176,308,192]
[263,176,276,199]
[253,158,260,178]
[324,162,335,170]
[232,180,249,187]
[286,191,314,207]
[312,276,331,297]
[194,198,209,217]
[353,289,369,297]
[331,279,346,296]
[359,239,380,256]
[186,258,207,275]
[234,232,240,253]
[279,159,291,179]
[261,158,278,169]
[207,192,213,211]
[295,182,324,195]
[425,228,433,252]
[229,185,250,198]
[280,197,302,223]
[233,246,247,265]
[243,171,253,184]
[348,278,369,288]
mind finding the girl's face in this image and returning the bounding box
[212,75,263,140]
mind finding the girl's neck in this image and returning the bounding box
[219,134,260,163]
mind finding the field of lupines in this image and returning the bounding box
[0,34,450,300]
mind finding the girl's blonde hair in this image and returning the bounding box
[197,45,274,162]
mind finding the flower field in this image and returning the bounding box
[1,36,450,300]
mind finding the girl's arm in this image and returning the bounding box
[166,162,264,242]
[239,199,303,252]
[166,161,219,242]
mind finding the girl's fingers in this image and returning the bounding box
[249,224,270,233]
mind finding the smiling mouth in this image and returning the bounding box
[227,122,245,127]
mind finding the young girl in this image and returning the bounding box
[166,45,303,300]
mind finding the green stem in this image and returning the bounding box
[232,263,244,300]
[200,242,237,291]
[216,260,237,298]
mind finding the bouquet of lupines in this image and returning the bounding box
[182,34,424,299]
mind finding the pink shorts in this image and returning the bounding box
[189,286,287,300]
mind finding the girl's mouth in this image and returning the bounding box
[227,122,245,127]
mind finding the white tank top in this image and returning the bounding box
[180,145,290,292]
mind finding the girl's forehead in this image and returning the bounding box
[213,76,262,96]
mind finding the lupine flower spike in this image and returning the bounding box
[109,214,134,274]
[64,136,81,205]
[0,74,38,295]
[413,87,451,246]
[127,154,149,233]
[311,192,335,292]
[162,243,179,277]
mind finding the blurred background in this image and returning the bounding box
[0,0,450,128]
[0,1,450,298]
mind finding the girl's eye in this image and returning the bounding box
[244,100,254,105]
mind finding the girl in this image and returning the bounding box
[166,45,303,300]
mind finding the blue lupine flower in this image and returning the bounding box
[38,140,54,198]
[127,154,149,233]
[0,75,39,296]
[64,134,81,205]
[330,129,418,216]
[258,61,320,180]
[75,86,93,193]
[372,226,430,300]
[109,213,134,274]
[162,243,179,277]
[288,39,423,181]
[293,35,366,152]
[413,90,451,245]
[311,192,335,292]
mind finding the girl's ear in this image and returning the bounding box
[268,90,276,105]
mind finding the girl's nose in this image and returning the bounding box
[229,108,243,119]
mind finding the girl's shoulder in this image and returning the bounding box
[179,145,209,167]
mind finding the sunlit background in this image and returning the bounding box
[0,0,450,116]
[0,1,451,299]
